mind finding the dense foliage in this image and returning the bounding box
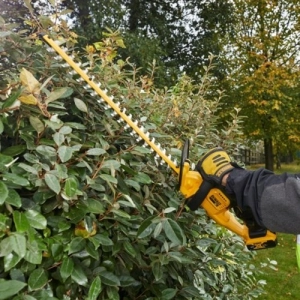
[0,11,265,300]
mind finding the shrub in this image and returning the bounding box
[0,14,264,300]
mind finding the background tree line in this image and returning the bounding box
[58,0,300,171]
[2,0,300,169]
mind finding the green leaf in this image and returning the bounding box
[124,179,140,191]
[2,173,29,187]
[36,145,56,157]
[57,145,73,163]
[100,174,118,184]
[6,190,21,208]
[152,261,162,281]
[68,237,86,254]
[45,173,61,194]
[59,125,72,134]
[4,252,22,272]
[13,211,30,232]
[0,280,27,300]
[2,145,26,156]
[123,241,136,258]
[88,276,102,300]
[137,216,156,238]
[74,97,88,113]
[18,163,39,175]
[46,87,73,103]
[0,237,13,257]
[60,257,74,282]
[0,119,4,135]
[101,160,121,170]
[25,210,47,229]
[0,181,9,205]
[133,172,152,184]
[53,132,64,146]
[28,268,48,291]
[86,148,106,155]
[162,219,185,246]
[0,234,27,259]
[99,271,120,286]
[0,154,13,171]
[84,198,105,214]
[161,288,177,300]
[71,263,88,286]
[2,89,21,109]
[29,116,44,134]
[24,247,42,265]
[64,177,78,197]
[90,234,113,247]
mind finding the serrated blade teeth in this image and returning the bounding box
[151,137,155,144]
[62,63,69,67]
[91,91,97,96]
[145,132,150,138]
[54,56,62,60]
[111,111,117,117]
[124,124,130,129]
[122,108,126,114]
[83,85,90,90]
[76,78,83,82]
[128,114,132,120]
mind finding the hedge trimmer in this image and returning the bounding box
[43,35,277,250]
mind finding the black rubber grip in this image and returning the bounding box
[187,181,214,211]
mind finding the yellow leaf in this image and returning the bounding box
[18,94,38,105]
[116,38,126,48]
[75,220,97,238]
[20,68,40,94]
[272,100,280,110]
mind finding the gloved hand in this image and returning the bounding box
[196,147,235,186]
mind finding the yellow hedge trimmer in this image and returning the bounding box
[43,35,277,250]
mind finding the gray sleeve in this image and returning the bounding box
[260,176,300,234]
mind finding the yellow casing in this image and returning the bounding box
[180,162,277,250]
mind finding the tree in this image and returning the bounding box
[0,9,265,300]
[221,0,300,170]
[60,0,235,87]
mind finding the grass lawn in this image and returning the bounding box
[247,163,300,299]
[252,234,299,299]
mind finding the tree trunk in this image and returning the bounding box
[264,138,273,171]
